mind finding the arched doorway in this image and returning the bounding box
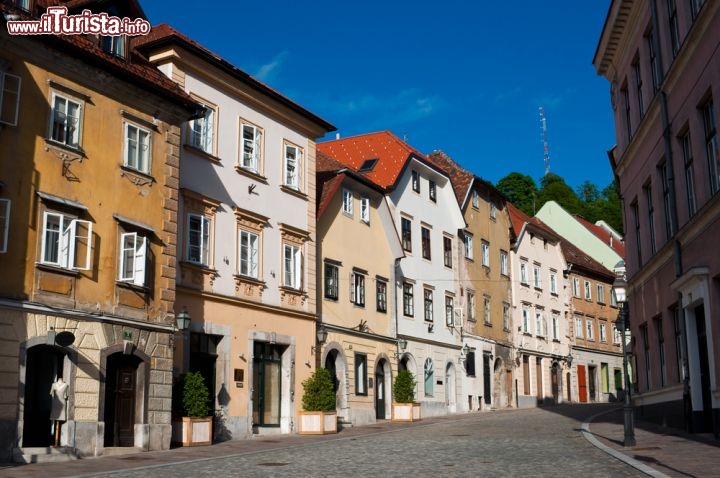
[23,345,67,447]
[323,346,348,419]
[375,360,388,419]
[104,353,142,447]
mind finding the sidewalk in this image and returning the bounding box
[584,407,720,478]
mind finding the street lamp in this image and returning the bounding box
[175,306,191,374]
[613,261,636,447]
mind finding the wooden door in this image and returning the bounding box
[375,362,385,419]
[577,365,587,403]
[115,367,136,447]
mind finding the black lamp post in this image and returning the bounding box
[613,261,636,447]
[176,306,191,373]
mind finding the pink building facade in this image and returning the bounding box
[595,0,720,434]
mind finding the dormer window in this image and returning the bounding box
[102,35,126,58]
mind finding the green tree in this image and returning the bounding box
[537,173,582,215]
[496,172,538,217]
[393,370,417,403]
[301,368,337,411]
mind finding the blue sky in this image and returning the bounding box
[143,1,615,190]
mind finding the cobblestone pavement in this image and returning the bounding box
[0,405,657,477]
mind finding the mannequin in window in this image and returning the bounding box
[50,377,69,446]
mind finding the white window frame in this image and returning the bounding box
[342,189,353,216]
[464,232,473,260]
[490,202,497,219]
[584,280,592,300]
[586,319,595,340]
[483,295,491,325]
[40,211,93,270]
[536,312,543,337]
[350,271,365,307]
[423,288,433,322]
[240,121,263,172]
[284,142,303,190]
[283,243,302,289]
[552,314,559,340]
[520,262,528,285]
[600,322,607,342]
[467,291,476,322]
[471,190,479,208]
[575,317,584,338]
[238,229,259,278]
[597,284,605,304]
[613,324,622,344]
[500,251,508,275]
[533,265,542,289]
[102,35,126,57]
[359,196,370,223]
[189,103,215,154]
[0,71,21,126]
[0,198,10,253]
[549,272,557,294]
[481,241,490,267]
[522,307,530,333]
[119,232,147,286]
[445,295,455,327]
[324,262,339,300]
[403,282,414,317]
[411,170,420,193]
[186,213,211,266]
[572,277,580,297]
[124,122,151,174]
[49,92,82,148]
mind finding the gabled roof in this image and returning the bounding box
[507,202,561,245]
[134,23,335,134]
[507,202,529,238]
[427,150,474,205]
[574,215,626,257]
[318,131,448,190]
[1,1,199,116]
[559,237,614,280]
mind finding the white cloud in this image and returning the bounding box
[325,88,443,127]
[254,51,289,83]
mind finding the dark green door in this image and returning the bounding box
[252,342,282,427]
[375,361,385,419]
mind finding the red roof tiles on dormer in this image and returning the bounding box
[318,131,453,191]
[427,150,474,205]
[559,239,614,280]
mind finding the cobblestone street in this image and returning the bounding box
[1,405,648,478]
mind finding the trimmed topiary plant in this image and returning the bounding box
[301,368,336,411]
[393,370,416,403]
[177,371,211,418]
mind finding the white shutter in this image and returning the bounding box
[295,248,302,289]
[253,129,262,169]
[72,219,92,270]
[119,232,136,281]
[134,235,146,285]
[62,219,72,269]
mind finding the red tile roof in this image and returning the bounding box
[134,23,335,133]
[318,131,450,190]
[574,215,625,257]
[427,150,474,205]
[507,202,530,238]
[559,239,614,279]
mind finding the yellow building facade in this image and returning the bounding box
[0,0,197,461]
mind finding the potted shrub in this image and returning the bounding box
[298,368,337,435]
[392,370,421,422]
[171,371,213,446]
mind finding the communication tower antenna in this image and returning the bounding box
[539,106,550,176]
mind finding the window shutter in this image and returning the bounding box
[72,219,93,270]
[254,129,262,168]
[350,272,355,303]
[119,232,136,281]
[0,73,21,127]
[296,248,302,289]
[134,235,146,285]
[61,219,72,269]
